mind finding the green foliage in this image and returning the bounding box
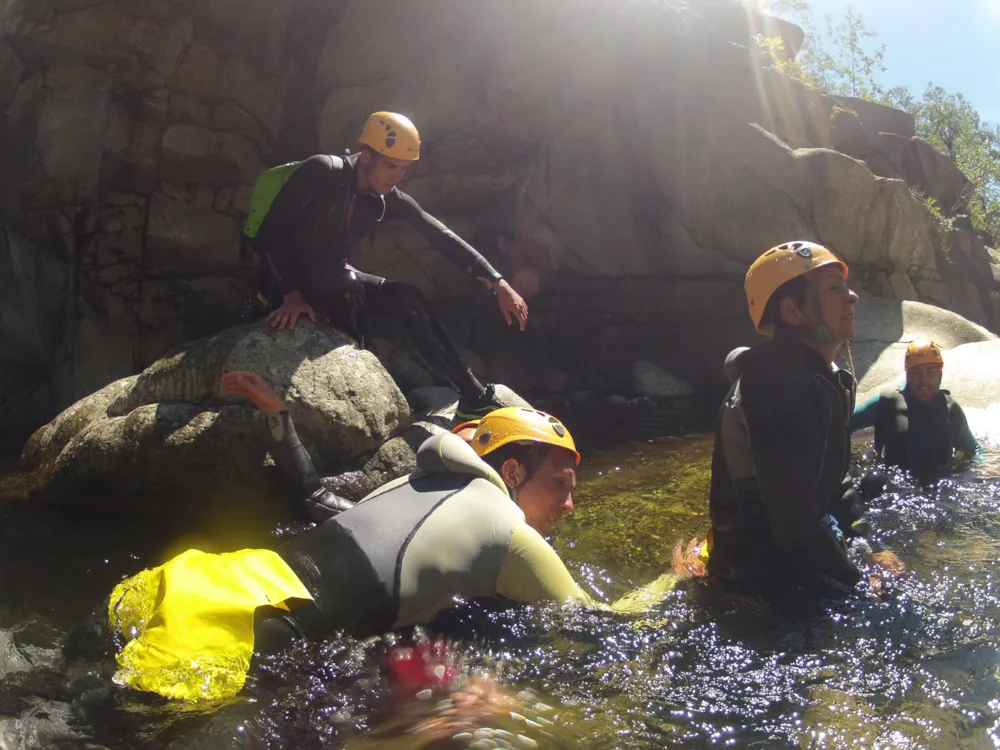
[753,33,815,85]
[773,3,888,100]
[921,195,957,254]
[906,86,1000,238]
[754,0,1000,242]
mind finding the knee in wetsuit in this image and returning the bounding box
[382,281,433,325]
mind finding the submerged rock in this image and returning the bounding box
[630,360,695,398]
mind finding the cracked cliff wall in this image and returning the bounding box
[1,0,997,427]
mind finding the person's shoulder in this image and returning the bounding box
[296,153,348,176]
[386,186,416,207]
[736,340,818,423]
[739,339,811,392]
[877,387,903,403]
[939,389,964,410]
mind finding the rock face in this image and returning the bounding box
[18,321,413,509]
[3,0,999,427]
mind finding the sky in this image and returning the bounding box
[772,0,1000,124]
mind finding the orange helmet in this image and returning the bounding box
[357,111,420,161]
[451,420,480,443]
[471,407,580,465]
[451,420,480,435]
[904,338,944,370]
[745,241,848,334]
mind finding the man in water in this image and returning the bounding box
[97,372,593,702]
[850,338,980,481]
[705,241,903,595]
[243,111,528,420]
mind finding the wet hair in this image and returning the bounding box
[480,441,553,481]
[760,274,808,332]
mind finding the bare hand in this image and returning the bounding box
[492,279,528,331]
[867,573,885,598]
[868,550,906,576]
[411,675,521,742]
[266,290,316,331]
[865,550,905,599]
[220,371,286,416]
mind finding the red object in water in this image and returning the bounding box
[384,641,458,694]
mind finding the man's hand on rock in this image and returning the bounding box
[220,371,287,416]
[492,279,528,331]
[266,290,316,331]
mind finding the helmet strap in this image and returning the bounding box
[801,283,839,349]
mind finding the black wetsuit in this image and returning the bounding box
[265,410,357,522]
[850,387,979,481]
[708,331,865,594]
[248,153,504,400]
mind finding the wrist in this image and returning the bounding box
[283,290,304,303]
[489,278,505,291]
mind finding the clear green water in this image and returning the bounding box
[2,410,1000,749]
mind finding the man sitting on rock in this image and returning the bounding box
[88,371,592,702]
[705,241,904,596]
[849,338,980,481]
[243,111,527,421]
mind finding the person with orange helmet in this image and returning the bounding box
[86,371,592,702]
[242,111,528,420]
[451,419,481,444]
[850,338,979,479]
[706,241,903,595]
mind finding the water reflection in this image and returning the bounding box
[1,409,1000,748]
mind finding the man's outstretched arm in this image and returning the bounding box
[388,189,529,330]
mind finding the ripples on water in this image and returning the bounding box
[2,409,1000,748]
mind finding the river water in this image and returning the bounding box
[2,407,1000,748]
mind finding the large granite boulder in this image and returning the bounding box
[851,296,999,406]
[16,321,414,510]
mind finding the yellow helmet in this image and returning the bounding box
[471,407,580,465]
[745,241,848,334]
[905,338,944,370]
[357,111,420,161]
